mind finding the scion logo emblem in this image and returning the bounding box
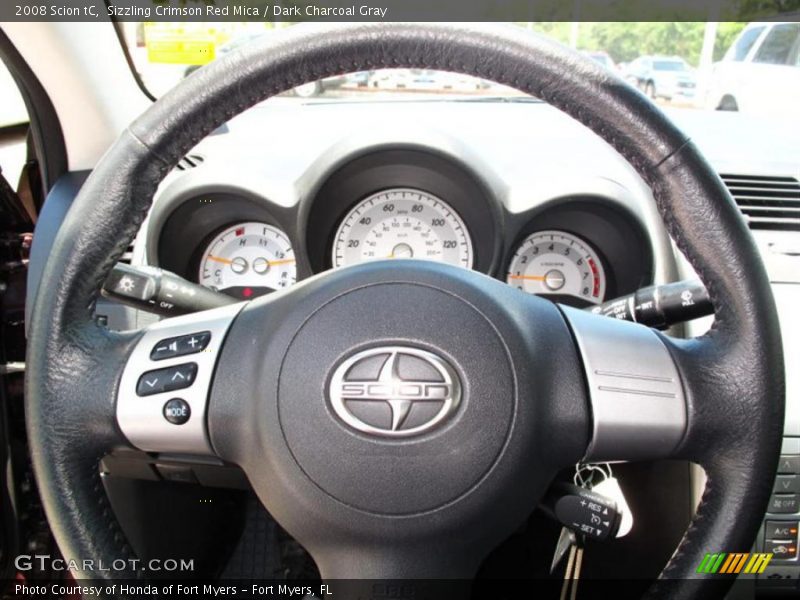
[329,346,462,437]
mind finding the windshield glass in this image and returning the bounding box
[120,22,746,108]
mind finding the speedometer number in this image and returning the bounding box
[332,189,473,269]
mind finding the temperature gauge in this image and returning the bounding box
[198,222,296,299]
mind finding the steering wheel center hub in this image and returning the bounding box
[210,261,588,554]
[277,277,515,515]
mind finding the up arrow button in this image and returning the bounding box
[778,456,800,475]
[137,363,198,396]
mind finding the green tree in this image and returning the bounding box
[580,22,707,65]
[714,22,748,60]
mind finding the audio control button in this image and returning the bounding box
[151,332,211,360]
[137,363,198,397]
[163,398,191,425]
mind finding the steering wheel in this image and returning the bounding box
[26,23,783,599]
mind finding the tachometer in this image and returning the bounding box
[506,230,606,305]
[332,188,473,269]
[199,222,296,299]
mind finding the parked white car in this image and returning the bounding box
[706,21,800,116]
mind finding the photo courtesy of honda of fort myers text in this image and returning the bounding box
[1,0,799,599]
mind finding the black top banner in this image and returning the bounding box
[2,0,799,22]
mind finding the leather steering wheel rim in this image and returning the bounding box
[26,23,783,598]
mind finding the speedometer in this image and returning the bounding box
[506,230,606,305]
[332,189,473,269]
[199,222,296,299]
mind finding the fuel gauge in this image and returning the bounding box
[198,222,296,299]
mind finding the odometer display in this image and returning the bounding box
[332,189,473,269]
[506,230,606,305]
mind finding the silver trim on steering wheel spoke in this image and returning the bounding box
[117,302,244,455]
[560,306,687,462]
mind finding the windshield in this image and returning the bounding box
[120,22,746,107]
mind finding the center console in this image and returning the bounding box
[752,231,800,592]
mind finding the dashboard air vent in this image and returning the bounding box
[720,173,800,231]
[175,154,205,171]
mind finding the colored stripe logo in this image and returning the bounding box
[696,552,772,574]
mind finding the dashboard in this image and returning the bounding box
[146,145,653,309]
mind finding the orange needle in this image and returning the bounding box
[508,274,547,281]
[208,255,234,265]
[208,256,295,267]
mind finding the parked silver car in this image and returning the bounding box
[624,55,697,102]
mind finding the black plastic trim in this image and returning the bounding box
[25,171,90,331]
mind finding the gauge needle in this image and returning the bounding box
[508,274,547,281]
[208,255,234,265]
[209,255,295,266]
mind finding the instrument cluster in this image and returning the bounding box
[151,150,652,308]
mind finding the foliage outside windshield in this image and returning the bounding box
[121,22,747,107]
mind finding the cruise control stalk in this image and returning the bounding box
[102,263,236,317]
[585,278,712,329]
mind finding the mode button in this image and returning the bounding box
[163,398,191,425]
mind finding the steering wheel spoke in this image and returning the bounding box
[116,302,244,455]
[560,306,687,463]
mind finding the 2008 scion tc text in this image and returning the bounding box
[15,5,98,16]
